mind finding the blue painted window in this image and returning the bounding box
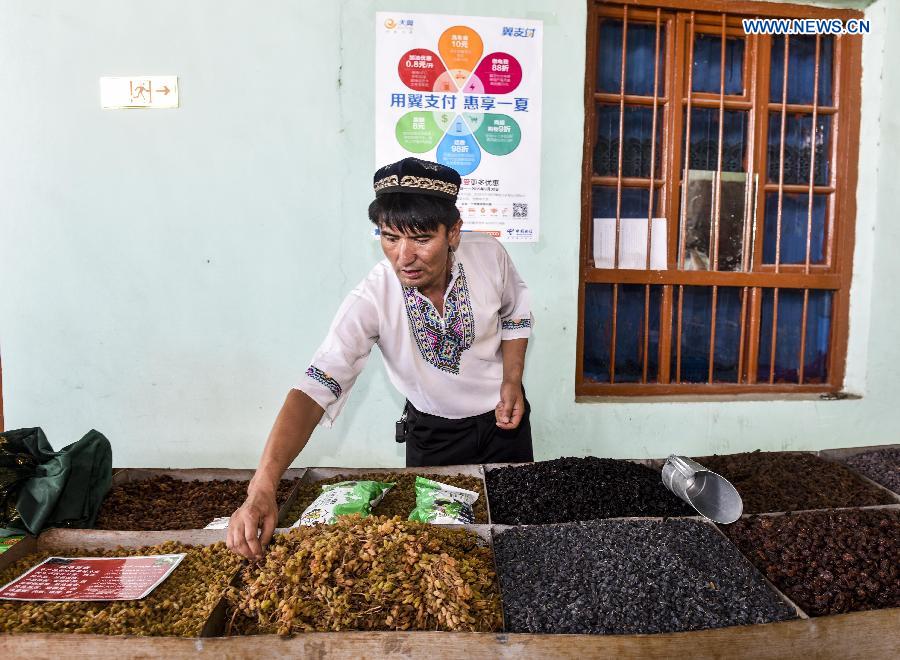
[592,186,659,219]
[682,108,748,172]
[692,34,744,95]
[583,283,614,382]
[597,20,666,96]
[594,104,663,178]
[758,289,832,383]
[770,35,834,106]
[584,284,663,383]
[671,287,745,383]
[763,193,827,265]
[767,113,831,186]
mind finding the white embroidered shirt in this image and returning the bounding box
[295,232,533,427]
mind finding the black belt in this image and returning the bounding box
[395,400,495,443]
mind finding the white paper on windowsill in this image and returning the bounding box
[593,217,667,270]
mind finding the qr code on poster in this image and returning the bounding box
[512,203,528,218]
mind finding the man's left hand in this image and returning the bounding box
[495,381,525,430]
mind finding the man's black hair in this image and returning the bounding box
[368,193,459,234]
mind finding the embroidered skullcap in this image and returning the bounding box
[373,157,461,202]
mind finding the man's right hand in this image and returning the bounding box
[226,488,278,560]
[228,389,325,559]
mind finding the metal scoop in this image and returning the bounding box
[662,455,743,524]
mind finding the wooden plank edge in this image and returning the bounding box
[2,611,899,659]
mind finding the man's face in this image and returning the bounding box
[379,221,460,291]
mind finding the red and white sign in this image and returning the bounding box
[0,554,185,601]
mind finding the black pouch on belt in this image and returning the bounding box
[395,403,410,443]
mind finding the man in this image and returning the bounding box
[227,157,533,558]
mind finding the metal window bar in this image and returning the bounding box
[678,12,696,272]
[769,34,791,383]
[825,36,840,269]
[594,176,667,187]
[706,14,728,383]
[642,8,664,383]
[766,101,835,111]
[695,100,752,110]
[596,93,671,105]
[737,33,758,384]
[711,15,728,276]
[614,8,629,272]
[609,7,630,383]
[797,34,822,384]
[764,184,834,194]
[745,26,771,386]
[675,11,697,382]
[737,285,749,383]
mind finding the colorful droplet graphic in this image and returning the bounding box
[437,116,481,176]
[395,111,443,153]
[438,26,484,84]
[397,48,446,91]
[472,52,523,94]
[469,113,521,156]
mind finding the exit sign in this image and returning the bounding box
[100,76,179,109]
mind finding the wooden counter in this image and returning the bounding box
[1,609,898,659]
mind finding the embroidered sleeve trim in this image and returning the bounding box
[502,318,533,330]
[305,365,342,399]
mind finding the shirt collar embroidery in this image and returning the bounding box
[407,258,461,305]
[402,262,474,375]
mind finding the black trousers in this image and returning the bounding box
[400,397,534,467]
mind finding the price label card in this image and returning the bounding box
[0,554,185,601]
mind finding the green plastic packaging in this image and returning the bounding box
[408,476,479,525]
[292,480,394,527]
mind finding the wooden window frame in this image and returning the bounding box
[577,0,864,396]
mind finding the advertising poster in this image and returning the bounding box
[375,12,543,242]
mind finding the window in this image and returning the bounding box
[578,0,863,396]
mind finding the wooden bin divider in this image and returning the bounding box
[276,469,308,525]
[0,535,38,574]
[734,503,900,521]
[202,566,245,638]
[816,443,900,461]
